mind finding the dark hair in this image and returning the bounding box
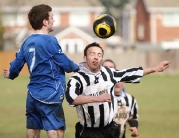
[102,59,116,69]
[84,42,104,56]
[28,4,52,30]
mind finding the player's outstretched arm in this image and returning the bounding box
[143,61,170,75]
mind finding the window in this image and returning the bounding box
[16,14,27,26]
[69,12,90,27]
[161,40,179,50]
[162,12,179,27]
[60,39,84,54]
[137,24,145,40]
[53,13,60,27]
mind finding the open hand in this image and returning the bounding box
[155,61,170,72]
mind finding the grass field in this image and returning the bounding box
[0,74,179,138]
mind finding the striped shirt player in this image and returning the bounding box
[65,42,169,138]
[115,92,139,138]
[65,62,143,137]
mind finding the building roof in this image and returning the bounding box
[131,0,179,12]
[50,26,97,39]
[0,0,105,13]
[0,0,103,7]
[145,0,179,8]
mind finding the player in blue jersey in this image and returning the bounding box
[3,4,79,138]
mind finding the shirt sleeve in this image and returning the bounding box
[46,37,79,73]
[128,119,138,128]
[65,77,82,106]
[9,48,25,80]
[130,98,139,120]
[113,67,144,83]
[128,97,139,128]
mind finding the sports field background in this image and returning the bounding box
[0,74,179,138]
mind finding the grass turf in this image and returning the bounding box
[0,74,179,138]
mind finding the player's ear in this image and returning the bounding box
[83,56,87,62]
[43,19,48,26]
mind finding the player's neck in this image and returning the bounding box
[85,64,100,73]
[33,29,48,34]
[114,91,122,96]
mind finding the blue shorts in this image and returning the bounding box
[26,92,66,131]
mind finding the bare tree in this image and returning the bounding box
[99,0,129,33]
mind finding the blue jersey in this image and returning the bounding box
[9,34,79,103]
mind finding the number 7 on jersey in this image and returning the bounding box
[29,48,36,73]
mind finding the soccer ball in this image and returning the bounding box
[93,14,117,39]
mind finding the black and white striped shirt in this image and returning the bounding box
[65,62,143,128]
[115,92,139,138]
[115,92,139,123]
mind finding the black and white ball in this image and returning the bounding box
[93,14,117,39]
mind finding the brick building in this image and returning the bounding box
[122,0,179,50]
[1,0,120,52]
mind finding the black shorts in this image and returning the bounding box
[75,121,121,138]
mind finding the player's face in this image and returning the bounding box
[114,82,124,95]
[102,61,115,68]
[47,11,54,32]
[84,47,103,73]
